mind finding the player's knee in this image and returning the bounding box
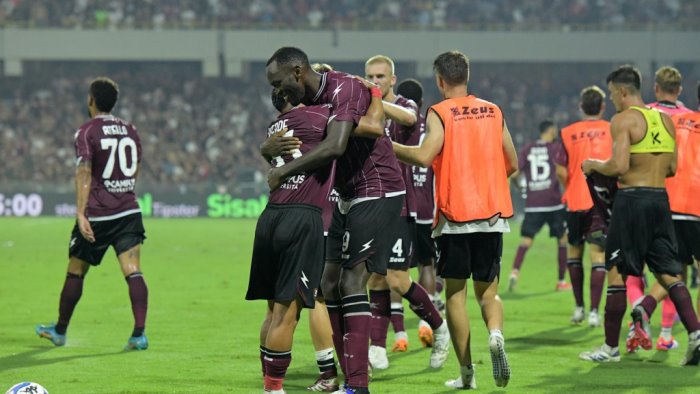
[520,237,533,248]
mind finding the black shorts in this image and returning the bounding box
[673,219,700,265]
[68,213,146,266]
[387,216,416,270]
[521,209,566,239]
[606,188,682,277]
[566,209,606,247]
[435,232,503,282]
[326,196,404,275]
[246,204,324,308]
[414,223,437,264]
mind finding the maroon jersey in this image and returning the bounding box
[74,115,141,220]
[411,113,435,223]
[309,71,405,199]
[518,140,564,211]
[386,95,419,217]
[268,105,334,208]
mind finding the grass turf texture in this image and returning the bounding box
[1,217,698,393]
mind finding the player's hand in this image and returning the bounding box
[260,128,301,157]
[581,159,601,175]
[77,214,95,243]
[354,75,378,89]
[267,167,285,191]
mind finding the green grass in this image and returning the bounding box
[1,217,699,393]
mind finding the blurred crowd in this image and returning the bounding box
[0,0,698,31]
[1,61,698,185]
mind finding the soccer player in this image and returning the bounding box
[397,79,445,317]
[265,47,405,394]
[248,89,339,394]
[392,51,517,389]
[579,65,700,365]
[363,55,449,370]
[624,66,694,351]
[555,86,612,327]
[36,77,149,350]
[508,120,569,292]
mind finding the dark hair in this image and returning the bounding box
[89,77,119,113]
[539,120,555,134]
[606,65,642,92]
[579,85,606,115]
[266,47,310,68]
[271,89,287,113]
[396,79,423,105]
[433,51,470,86]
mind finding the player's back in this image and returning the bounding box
[75,114,141,219]
[667,111,700,217]
[559,119,611,211]
[313,70,404,200]
[518,140,563,211]
[267,104,334,208]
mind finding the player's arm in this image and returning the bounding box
[555,164,568,187]
[583,113,631,176]
[502,120,518,177]
[661,112,678,177]
[260,128,301,162]
[392,110,443,168]
[383,101,417,126]
[354,93,385,139]
[75,160,95,242]
[267,120,352,190]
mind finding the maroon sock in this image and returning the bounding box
[638,295,658,317]
[260,346,268,377]
[126,273,148,337]
[667,282,700,333]
[342,294,371,389]
[557,246,567,281]
[57,273,84,334]
[369,290,391,347]
[404,282,443,329]
[326,300,346,375]
[590,266,606,311]
[512,245,528,271]
[263,349,291,390]
[567,259,584,307]
[604,285,627,348]
[390,304,405,333]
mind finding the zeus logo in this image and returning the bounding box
[300,271,309,288]
[359,239,374,253]
[332,83,344,102]
[610,249,621,261]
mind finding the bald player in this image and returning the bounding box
[579,65,700,365]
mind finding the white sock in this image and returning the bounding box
[660,327,673,340]
[489,329,503,339]
[315,347,334,362]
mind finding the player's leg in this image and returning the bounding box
[367,273,391,369]
[550,210,570,290]
[338,262,373,391]
[588,242,606,327]
[307,296,340,392]
[36,256,91,346]
[117,244,149,350]
[388,289,408,352]
[264,297,303,392]
[260,300,274,377]
[443,277,475,390]
[323,208,348,377]
[508,236,533,292]
[579,265,623,362]
[652,272,700,365]
[385,268,449,368]
[566,211,586,323]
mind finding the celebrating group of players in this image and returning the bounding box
[247,47,700,394]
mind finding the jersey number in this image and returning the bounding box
[100,137,138,178]
[527,152,551,182]
[273,129,302,168]
[392,239,403,257]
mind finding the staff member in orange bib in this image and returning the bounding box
[392,50,518,390]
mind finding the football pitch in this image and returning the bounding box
[1,218,698,393]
